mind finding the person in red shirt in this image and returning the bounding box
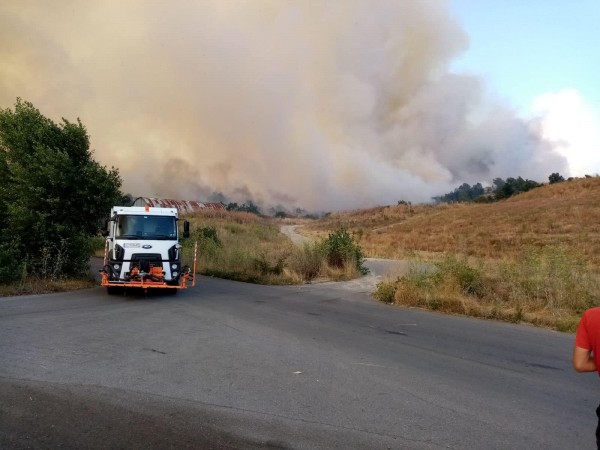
[574,307,600,449]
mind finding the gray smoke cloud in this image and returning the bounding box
[0,1,567,210]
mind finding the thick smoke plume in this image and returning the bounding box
[0,1,567,211]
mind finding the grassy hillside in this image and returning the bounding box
[305,177,600,266]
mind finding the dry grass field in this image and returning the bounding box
[303,177,600,331]
[305,177,600,265]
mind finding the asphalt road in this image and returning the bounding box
[0,277,596,449]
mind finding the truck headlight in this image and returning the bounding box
[172,271,178,277]
[171,263,178,270]
[113,264,120,270]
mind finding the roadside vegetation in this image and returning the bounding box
[181,209,367,284]
[305,177,600,331]
[0,99,122,296]
[373,247,595,332]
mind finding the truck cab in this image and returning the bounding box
[101,205,194,294]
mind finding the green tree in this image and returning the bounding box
[0,99,122,282]
[549,172,565,184]
[492,177,505,191]
[495,176,539,200]
[433,182,486,203]
[226,200,261,215]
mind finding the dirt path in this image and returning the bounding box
[280,224,314,245]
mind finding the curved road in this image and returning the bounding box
[0,278,595,449]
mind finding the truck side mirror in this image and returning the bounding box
[183,220,190,238]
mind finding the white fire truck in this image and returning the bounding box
[99,204,196,294]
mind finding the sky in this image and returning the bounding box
[0,1,598,211]
[449,0,600,176]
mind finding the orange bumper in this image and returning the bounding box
[100,271,194,289]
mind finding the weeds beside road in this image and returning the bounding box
[374,247,596,332]
[0,277,95,297]
[182,210,367,285]
[0,212,369,297]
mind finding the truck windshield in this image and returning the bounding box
[115,215,177,240]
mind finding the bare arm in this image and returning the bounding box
[573,345,597,372]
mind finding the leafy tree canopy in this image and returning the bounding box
[549,172,565,184]
[226,200,261,215]
[0,99,122,282]
[433,182,485,203]
[434,175,546,204]
[494,176,539,200]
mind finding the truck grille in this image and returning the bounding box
[131,253,163,273]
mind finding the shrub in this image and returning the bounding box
[322,228,369,275]
[374,280,397,304]
[253,252,286,276]
[39,238,69,281]
[0,242,23,283]
[435,254,484,298]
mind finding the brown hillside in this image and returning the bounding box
[306,177,600,266]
